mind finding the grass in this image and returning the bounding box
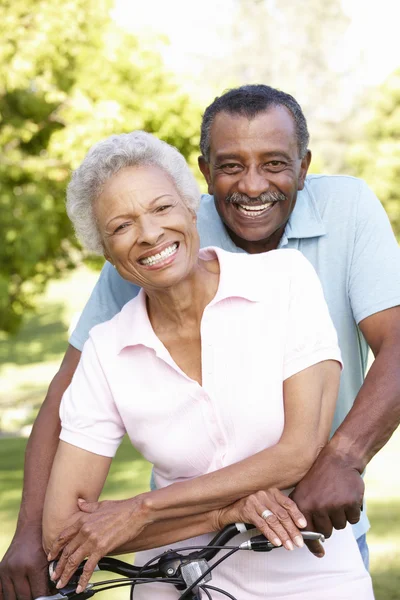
[1,266,399,599]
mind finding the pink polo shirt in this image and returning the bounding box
[60,248,373,599]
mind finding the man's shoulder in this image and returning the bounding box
[86,296,139,350]
[305,173,365,201]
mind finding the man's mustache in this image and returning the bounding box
[226,191,287,205]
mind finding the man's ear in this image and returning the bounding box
[298,150,312,190]
[198,156,213,195]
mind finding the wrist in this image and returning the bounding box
[133,492,157,524]
[209,508,224,532]
[323,432,366,473]
[15,515,43,536]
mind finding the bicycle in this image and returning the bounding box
[36,523,325,600]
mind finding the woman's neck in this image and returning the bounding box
[145,258,220,331]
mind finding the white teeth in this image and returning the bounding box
[238,202,274,211]
[140,243,178,265]
[236,202,275,216]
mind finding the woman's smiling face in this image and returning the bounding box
[95,164,199,291]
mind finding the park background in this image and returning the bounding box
[1,0,400,598]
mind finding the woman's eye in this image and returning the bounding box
[156,205,172,212]
[114,222,130,233]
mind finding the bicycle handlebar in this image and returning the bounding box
[36,524,325,600]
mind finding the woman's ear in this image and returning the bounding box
[103,249,114,266]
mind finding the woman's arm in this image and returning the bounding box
[143,359,340,520]
[42,442,112,553]
[48,359,339,594]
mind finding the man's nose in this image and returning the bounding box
[137,215,164,246]
[237,166,269,198]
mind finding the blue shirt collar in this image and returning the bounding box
[283,179,326,243]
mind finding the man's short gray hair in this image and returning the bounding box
[66,131,201,254]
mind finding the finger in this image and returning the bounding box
[249,498,293,549]
[0,578,17,600]
[76,556,100,594]
[312,513,334,539]
[271,491,307,528]
[48,524,80,560]
[330,508,348,530]
[262,514,303,550]
[29,570,51,600]
[77,499,99,514]
[345,504,362,526]
[246,513,284,548]
[248,502,299,550]
[55,547,88,590]
[256,497,304,548]
[14,576,36,600]
[52,539,82,582]
[304,539,325,558]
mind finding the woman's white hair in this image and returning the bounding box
[66,131,201,254]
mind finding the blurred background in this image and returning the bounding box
[1,0,399,598]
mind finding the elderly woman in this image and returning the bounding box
[42,132,373,599]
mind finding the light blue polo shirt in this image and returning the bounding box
[69,174,400,539]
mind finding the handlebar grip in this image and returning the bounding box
[191,523,255,561]
[35,593,65,600]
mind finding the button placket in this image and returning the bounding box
[201,308,226,466]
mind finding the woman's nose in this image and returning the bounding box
[237,167,269,198]
[137,216,164,246]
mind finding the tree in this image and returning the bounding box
[347,69,400,238]
[0,0,201,333]
[200,0,357,172]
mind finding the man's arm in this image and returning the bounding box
[0,346,81,600]
[291,306,400,537]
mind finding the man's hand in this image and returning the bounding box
[0,526,50,600]
[290,447,364,555]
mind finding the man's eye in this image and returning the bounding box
[219,163,243,174]
[265,161,285,169]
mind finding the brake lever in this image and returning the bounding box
[301,531,325,542]
[239,530,325,552]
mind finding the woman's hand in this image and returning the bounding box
[48,496,151,593]
[214,489,308,551]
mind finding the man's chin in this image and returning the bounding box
[225,220,286,252]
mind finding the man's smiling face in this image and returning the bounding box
[199,106,311,253]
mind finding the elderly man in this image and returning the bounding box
[1,84,400,600]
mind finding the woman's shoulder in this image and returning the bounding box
[87,292,144,353]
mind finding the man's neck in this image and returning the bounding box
[226,225,285,254]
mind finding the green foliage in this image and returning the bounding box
[348,70,400,238]
[0,0,201,333]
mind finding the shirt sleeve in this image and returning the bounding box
[69,261,141,351]
[283,251,343,380]
[60,335,126,457]
[349,180,400,324]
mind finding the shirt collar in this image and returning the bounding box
[115,290,165,355]
[115,247,262,353]
[282,178,326,243]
